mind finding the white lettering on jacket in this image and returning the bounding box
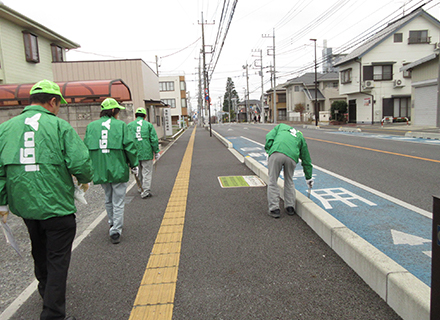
[20,113,41,172]
[136,120,143,141]
[100,119,111,153]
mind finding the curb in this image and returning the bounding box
[211,127,430,320]
[405,131,440,140]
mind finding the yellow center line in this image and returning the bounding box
[129,127,196,320]
[307,136,440,163]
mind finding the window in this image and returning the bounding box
[373,65,392,80]
[394,97,411,118]
[159,81,174,91]
[181,98,187,108]
[341,68,352,84]
[394,33,403,43]
[294,86,300,92]
[278,94,286,103]
[180,81,186,91]
[51,44,64,62]
[409,30,430,44]
[162,98,176,108]
[363,65,392,81]
[23,31,39,63]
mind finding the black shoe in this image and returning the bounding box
[65,317,76,320]
[286,206,296,216]
[268,209,280,218]
[110,233,120,244]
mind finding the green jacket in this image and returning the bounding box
[0,105,93,220]
[265,123,313,180]
[127,117,159,161]
[84,116,138,184]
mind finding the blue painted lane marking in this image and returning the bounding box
[228,136,433,286]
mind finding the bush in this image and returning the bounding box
[331,100,348,122]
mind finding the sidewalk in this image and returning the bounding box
[4,126,400,319]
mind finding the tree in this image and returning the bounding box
[223,77,240,121]
[331,100,348,122]
[294,103,305,121]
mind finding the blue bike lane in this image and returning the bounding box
[227,135,432,286]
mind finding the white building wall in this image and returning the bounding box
[339,15,440,123]
[159,75,183,120]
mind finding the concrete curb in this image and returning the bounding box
[405,131,440,140]
[338,127,362,133]
[210,127,430,320]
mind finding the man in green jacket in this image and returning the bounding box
[84,98,138,244]
[0,79,93,320]
[127,107,160,198]
[265,123,313,218]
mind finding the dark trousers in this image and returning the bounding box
[24,214,76,320]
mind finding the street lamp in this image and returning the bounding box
[310,38,318,126]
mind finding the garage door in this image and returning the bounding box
[414,85,438,126]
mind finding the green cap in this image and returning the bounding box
[30,80,67,104]
[135,107,146,115]
[101,98,125,110]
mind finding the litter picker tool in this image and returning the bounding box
[134,173,143,193]
[307,186,312,199]
[1,220,22,257]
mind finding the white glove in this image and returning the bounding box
[155,153,161,160]
[131,167,139,177]
[306,179,314,188]
[0,205,9,223]
[78,183,90,192]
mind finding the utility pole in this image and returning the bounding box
[199,12,214,136]
[310,38,318,126]
[198,56,202,126]
[263,29,276,123]
[155,55,159,75]
[242,63,249,123]
[252,49,265,123]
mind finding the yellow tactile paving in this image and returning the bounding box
[133,283,176,305]
[129,127,196,320]
[141,266,179,285]
[146,253,180,269]
[130,304,174,320]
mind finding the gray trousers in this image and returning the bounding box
[139,159,153,192]
[101,182,127,236]
[267,152,297,212]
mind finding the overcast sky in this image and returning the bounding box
[7,0,440,111]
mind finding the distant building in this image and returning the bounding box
[159,75,188,126]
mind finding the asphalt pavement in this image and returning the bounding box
[4,125,401,320]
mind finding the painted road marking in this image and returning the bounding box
[227,135,433,286]
[312,188,376,210]
[129,127,196,320]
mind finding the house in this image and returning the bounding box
[334,7,440,124]
[400,51,440,126]
[52,59,166,137]
[0,3,79,84]
[283,72,345,122]
[265,84,286,122]
[159,75,188,127]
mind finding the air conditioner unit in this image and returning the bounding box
[393,79,404,88]
[363,80,374,89]
[435,42,440,50]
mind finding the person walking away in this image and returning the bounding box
[127,107,160,198]
[0,79,93,320]
[265,123,313,218]
[84,98,138,244]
